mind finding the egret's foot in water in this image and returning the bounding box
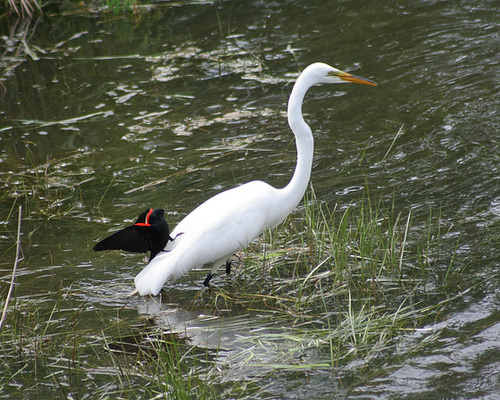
[204,259,233,286]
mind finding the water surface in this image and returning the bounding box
[1,0,499,398]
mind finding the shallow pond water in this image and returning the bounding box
[1,0,499,398]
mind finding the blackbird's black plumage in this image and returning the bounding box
[93,208,173,261]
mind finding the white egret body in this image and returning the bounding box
[135,62,377,295]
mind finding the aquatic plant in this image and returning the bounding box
[195,188,458,372]
[4,0,41,18]
[1,145,94,219]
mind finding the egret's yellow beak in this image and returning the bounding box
[338,71,378,86]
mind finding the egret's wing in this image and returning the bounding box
[136,182,278,295]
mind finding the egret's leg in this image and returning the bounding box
[203,257,227,287]
[203,272,214,287]
[226,253,242,275]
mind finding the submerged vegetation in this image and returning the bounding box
[1,0,214,17]
[0,180,468,398]
[2,0,137,17]
[1,145,94,219]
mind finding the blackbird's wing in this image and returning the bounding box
[93,225,151,254]
[133,209,151,225]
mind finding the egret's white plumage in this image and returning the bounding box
[135,62,377,295]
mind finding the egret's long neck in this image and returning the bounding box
[277,75,314,215]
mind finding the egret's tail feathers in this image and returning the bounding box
[134,252,185,295]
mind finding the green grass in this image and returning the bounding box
[199,187,462,371]
[105,0,136,14]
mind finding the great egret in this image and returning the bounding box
[93,208,173,262]
[134,62,377,295]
